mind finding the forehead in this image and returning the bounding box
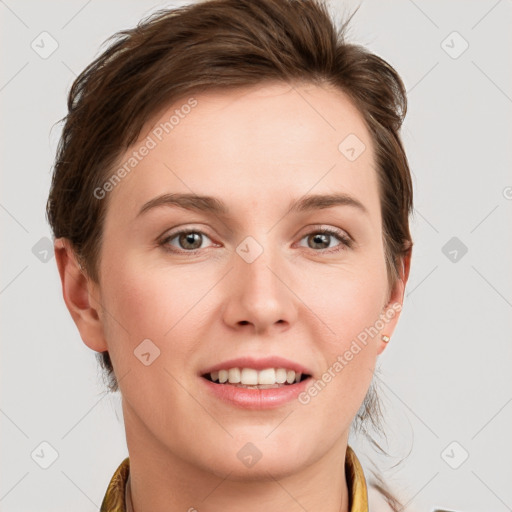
[103,81,378,224]
[151,81,371,159]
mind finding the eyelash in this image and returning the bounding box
[159,226,353,255]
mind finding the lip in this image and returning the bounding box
[199,356,313,410]
[200,374,311,410]
[200,356,313,376]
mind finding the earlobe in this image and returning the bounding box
[54,238,108,353]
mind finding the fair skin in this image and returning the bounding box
[55,81,410,512]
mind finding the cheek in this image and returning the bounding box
[300,251,387,411]
[297,247,388,344]
[101,253,195,335]
[98,253,216,385]
[326,272,387,344]
[97,257,172,371]
[321,278,383,382]
[98,259,200,416]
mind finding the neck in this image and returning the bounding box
[123,404,351,512]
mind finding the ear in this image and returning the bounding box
[377,248,412,355]
[54,238,108,353]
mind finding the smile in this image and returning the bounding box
[203,367,310,388]
[201,368,312,409]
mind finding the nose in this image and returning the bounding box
[221,243,299,335]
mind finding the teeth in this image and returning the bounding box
[241,368,258,385]
[228,368,241,384]
[275,368,287,383]
[208,367,307,386]
[258,368,275,385]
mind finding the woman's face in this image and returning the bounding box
[70,82,406,478]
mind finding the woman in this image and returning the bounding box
[46,0,413,510]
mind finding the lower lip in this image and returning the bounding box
[201,377,310,410]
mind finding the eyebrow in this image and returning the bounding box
[137,192,368,218]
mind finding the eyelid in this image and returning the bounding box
[159,224,353,254]
[159,225,217,252]
[295,225,353,251]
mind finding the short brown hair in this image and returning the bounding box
[47,0,412,404]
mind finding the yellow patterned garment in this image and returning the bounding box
[100,445,368,512]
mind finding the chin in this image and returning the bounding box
[194,434,315,480]
[209,454,309,482]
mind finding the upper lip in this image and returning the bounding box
[200,356,312,376]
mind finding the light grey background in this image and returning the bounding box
[1,0,511,511]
